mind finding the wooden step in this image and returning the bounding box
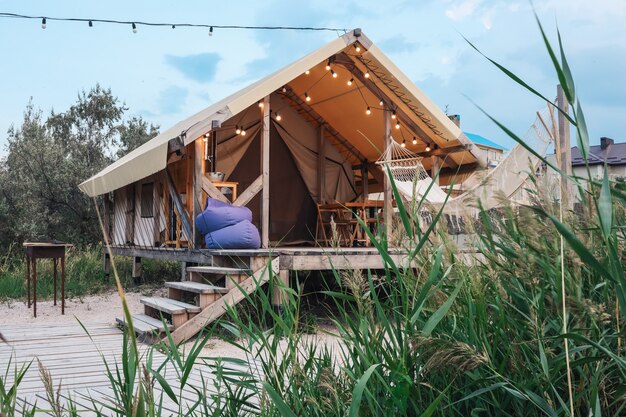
[186,266,251,275]
[141,297,202,314]
[116,314,173,335]
[164,281,229,294]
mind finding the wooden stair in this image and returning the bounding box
[117,255,279,343]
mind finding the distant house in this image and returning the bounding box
[463,132,507,167]
[547,137,626,179]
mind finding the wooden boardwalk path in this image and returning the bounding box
[0,321,258,416]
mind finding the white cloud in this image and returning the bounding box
[445,0,481,21]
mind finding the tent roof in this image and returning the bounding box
[79,29,484,197]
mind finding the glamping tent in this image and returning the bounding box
[79,29,486,253]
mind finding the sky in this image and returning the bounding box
[0,0,625,157]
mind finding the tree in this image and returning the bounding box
[0,85,159,248]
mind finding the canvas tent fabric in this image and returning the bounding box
[79,29,484,198]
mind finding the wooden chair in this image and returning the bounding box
[316,204,354,246]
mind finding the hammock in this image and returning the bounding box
[375,106,556,214]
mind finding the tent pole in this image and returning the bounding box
[317,125,326,203]
[261,95,271,248]
[193,137,204,248]
[383,108,393,242]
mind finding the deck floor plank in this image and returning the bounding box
[1,321,260,415]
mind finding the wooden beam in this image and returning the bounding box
[200,176,230,203]
[165,169,194,243]
[317,125,326,203]
[103,193,112,243]
[167,136,184,155]
[153,177,162,245]
[431,156,441,185]
[383,108,393,240]
[261,95,270,248]
[557,84,572,209]
[125,185,136,245]
[169,257,280,344]
[193,138,204,248]
[272,269,290,307]
[233,175,263,207]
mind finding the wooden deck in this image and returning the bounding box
[109,245,411,271]
[0,321,259,415]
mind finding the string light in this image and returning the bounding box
[412,136,417,145]
[275,112,282,121]
[425,144,431,152]
[41,17,46,29]
[209,26,213,36]
[325,60,331,71]
[379,98,384,106]
[364,71,370,78]
[235,126,241,135]
[391,111,397,119]
[88,20,93,27]
[347,78,353,86]
[355,44,361,53]
[132,22,137,33]
[331,69,337,78]
[258,100,264,108]
[395,120,400,130]
[366,106,371,115]
[203,133,209,142]
[1,13,347,33]
[241,128,246,136]
[305,70,310,75]
[401,139,406,148]
[305,92,311,102]
[282,86,287,93]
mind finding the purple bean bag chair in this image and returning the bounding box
[195,198,253,236]
[204,220,261,249]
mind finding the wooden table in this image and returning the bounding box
[24,242,73,317]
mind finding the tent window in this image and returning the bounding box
[140,182,154,218]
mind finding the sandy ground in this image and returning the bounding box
[0,290,343,363]
[0,289,156,326]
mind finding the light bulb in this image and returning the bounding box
[364,71,370,78]
[379,98,384,106]
[258,100,264,108]
[171,24,175,29]
[425,145,431,152]
[395,121,400,130]
[412,136,417,145]
[241,129,246,136]
[326,60,331,70]
[305,92,311,102]
[355,44,361,53]
[203,134,209,142]
[331,69,337,78]
[401,139,406,148]
[282,87,287,93]
[391,111,397,119]
[132,22,137,33]
[305,70,310,75]
[276,112,282,121]
[41,17,46,29]
[89,20,93,28]
[209,26,213,36]
[347,78,353,86]
[236,126,241,135]
[366,107,371,115]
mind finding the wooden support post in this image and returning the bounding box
[272,270,290,307]
[317,125,326,203]
[557,85,572,209]
[193,138,204,248]
[103,194,112,243]
[261,95,270,248]
[431,156,440,185]
[132,256,142,284]
[125,185,136,244]
[383,108,393,241]
[165,169,194,243]
[103,252,111,276]
[361,161,369,200]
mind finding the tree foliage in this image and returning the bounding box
[0,85,159,249]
